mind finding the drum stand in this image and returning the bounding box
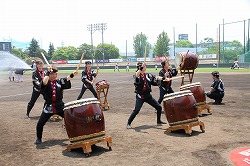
[96,85,110,111]
[197,102,212,116]
[180,69,195,86]
[66,136,112,157]
[166,120,205,135]
[50,114,63,121]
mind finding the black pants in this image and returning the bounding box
[206,92,224,103]
[127,94,162,125]
[77,84,98,100]
[158,87,174,104]
[36,111,64,139]
[27,89,41,115]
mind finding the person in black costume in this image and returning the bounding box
[26,60,44,118]
[206,71,225,104]
[35,66,78,144]
[127,62,168,129]
[77,61,98,100]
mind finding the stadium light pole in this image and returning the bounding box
[87,23,107,66]
[223,19,225,63]
[195,23,198,54]
[218,24,221,63]
[87,23,107,65]
[247,19,250,51]
[87,24,97,63]
[173,27,175,58]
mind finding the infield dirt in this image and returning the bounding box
[0,71,249,166]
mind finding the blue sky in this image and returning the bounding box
[1,0,250,52]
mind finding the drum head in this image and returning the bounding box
[163,90,192,101]
[64,98,99,110]
[180,82,201,90]
[175,53,183,68]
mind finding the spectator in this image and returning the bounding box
[8,67,15,81]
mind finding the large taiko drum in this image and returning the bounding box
[180,82,206,105]
[163,90,198,127]
[175,52,199,70]
[63,98,105,143]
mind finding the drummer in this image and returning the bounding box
[77,61,99,100]
[157,58,179,106]
[35,66,78,144]
[127,62,167,129]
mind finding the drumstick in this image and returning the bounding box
[41,52,51,67]
[164,54,168,61]
[76,52,85,72]
[93,61,99,84]
[163,75,184,81]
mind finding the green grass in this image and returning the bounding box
[1,67,249,75]
[92,67,250,73]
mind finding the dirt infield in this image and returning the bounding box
[0,71,249,166]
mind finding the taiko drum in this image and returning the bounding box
[180,82,206,105]
[163,90,198,126]
[63,98,105,143]
[175,52,199,70]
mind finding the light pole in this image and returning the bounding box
[173,27,175,57]
[87,24,96,63]
[87,23,107,66]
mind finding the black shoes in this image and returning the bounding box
[35,138,42,144]
[212,101,223,105]
[157,121,167,126]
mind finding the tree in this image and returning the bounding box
[77,43,93,59]
[175,40,194,48]
[154,31,170,56]
[200,37,214,48]
[52,46,78,60]
[133,32,150,58]
[27,38,41,58]
[94,43,120,60]
[223,40,244,62]
[12,46,27,59]
[198,46,216,55]
[47,42,55,61]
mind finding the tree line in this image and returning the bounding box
[12,31,249,64]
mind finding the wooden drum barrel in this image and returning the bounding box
[63,98,105,143]
[180,82,206,106]
[163,90,198,126]
[175,52,199,70]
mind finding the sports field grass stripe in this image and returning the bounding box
[1,67,249,75]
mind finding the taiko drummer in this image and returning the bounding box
[26,60,44,118]
[35,66,78,144]
[127,62,168,129]
[77,61,99,100]
[158,59,179,105]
